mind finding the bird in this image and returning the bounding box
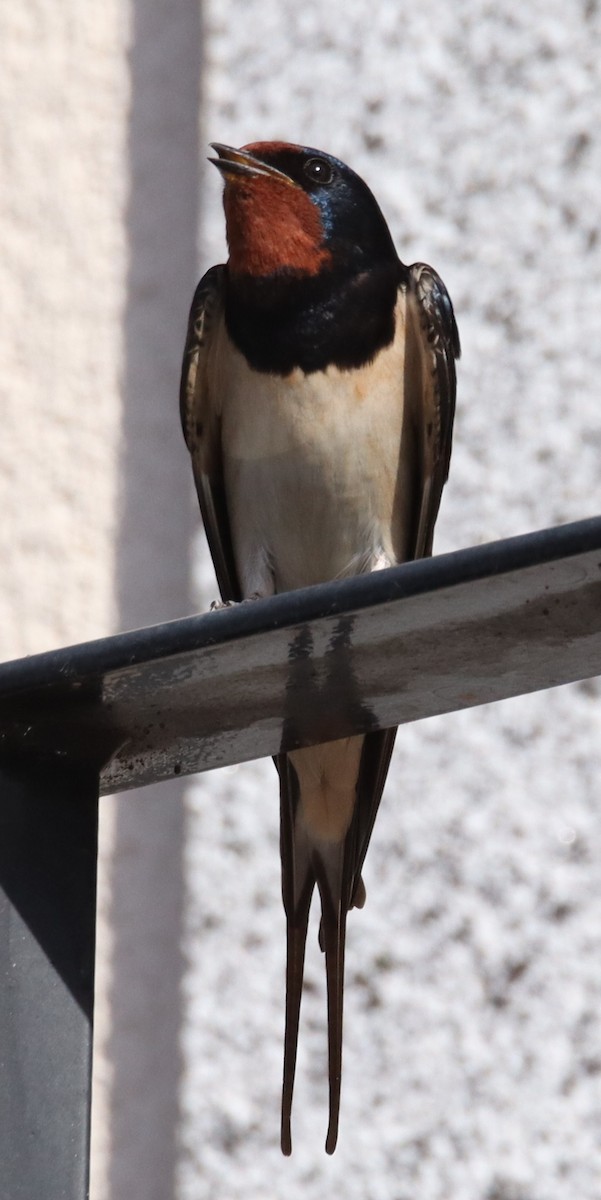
[180,141,460,1155]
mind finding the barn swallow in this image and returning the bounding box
[180,141,460,1154]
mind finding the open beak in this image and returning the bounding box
[208,143,295,185]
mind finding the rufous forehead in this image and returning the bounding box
[241,139,303,158]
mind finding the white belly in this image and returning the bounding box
[213,300,412,595]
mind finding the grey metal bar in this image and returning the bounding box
[0,761,99,1200]
[0,517,600,794]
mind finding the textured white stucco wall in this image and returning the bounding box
[3,2,601,1199]
[0,3,128,656]
[0,5,130,1196]
[1,4,197,1199]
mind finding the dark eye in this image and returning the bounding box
[303,157,335,185]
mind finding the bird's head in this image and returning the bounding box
[209,141,398,280]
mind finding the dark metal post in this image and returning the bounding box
[0,761,99,1200]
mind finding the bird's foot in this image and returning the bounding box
[209,592,264,612]
[371,550,394,571]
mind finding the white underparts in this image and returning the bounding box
[213,293,412,597]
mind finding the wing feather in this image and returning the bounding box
[406,262,460,557]
[180,264,241,601]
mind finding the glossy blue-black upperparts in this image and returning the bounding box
[248,142,399,272]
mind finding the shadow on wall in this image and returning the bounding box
[109,1,202,1197]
